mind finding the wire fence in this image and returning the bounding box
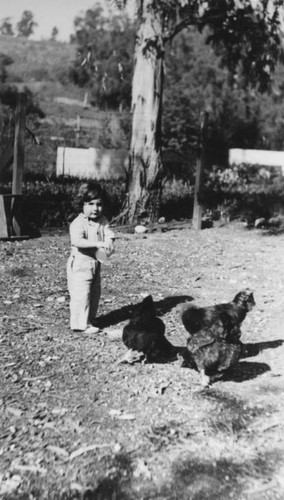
[0,105,132,180]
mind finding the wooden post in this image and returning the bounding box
[83,92,89,108]
[12,92,27,195]
[192,110,209,230]
[12,92,26,237]
[75,115,80,147]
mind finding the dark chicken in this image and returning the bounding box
[122,295,176,362]
[180,289,255,342]
[187,312,242,387]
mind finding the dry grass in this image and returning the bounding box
[1,34,76,83]
[1,225,284,499]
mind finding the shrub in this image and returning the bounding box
[1,166,283,229]
[0,175,126,229]
[201,163,284,222]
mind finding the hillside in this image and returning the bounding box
[0,34,96,110]
[0,35,131,177]
[1,35,75,88]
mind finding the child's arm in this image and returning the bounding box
[73,239,106,250]
[70,217,106,250]
[103,223,115,253]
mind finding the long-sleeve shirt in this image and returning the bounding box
[69,213,115,262]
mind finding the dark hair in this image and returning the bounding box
[77,181,106,207]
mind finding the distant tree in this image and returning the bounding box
[69,3,135,109]
[0,17,14,36]
[0,85,45,118]
[50,26,59,41]
[16,10,37,38]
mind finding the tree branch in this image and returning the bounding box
[163,11,228,44]
[163,17,193,44]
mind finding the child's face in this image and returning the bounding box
[83,198,103,221]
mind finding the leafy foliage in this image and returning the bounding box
[50,26,59,42]
[2,169,283,228]
[0,17,14,36]
[162,27,265,173]
[69,3,135,110]
[201,163,284,221]
[16,10,38,38]
[199,0,284,93]
[0,176,126,228]
[0,84,44,116]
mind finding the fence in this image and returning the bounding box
[0,103,132,179]
[229,149,284,175]
[56,147,128,179]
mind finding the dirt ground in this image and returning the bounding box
[1,223,284,500]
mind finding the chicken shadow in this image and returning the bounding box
[222,360,271,383]
[241,339,284,359]
[179,354,271,383]
[96,294,193,329]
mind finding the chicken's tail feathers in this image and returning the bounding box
[233,289,256,310]
[180,304,204,333]
[178,302,198,315]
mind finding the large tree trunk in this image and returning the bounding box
[123,1,164,225]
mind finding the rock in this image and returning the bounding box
[268,217,282,228]
[254,218,266,229]
[135,225,147,234]
[105,328,123,341]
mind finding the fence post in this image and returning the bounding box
[12,92,27,195]
[12,92,27,237]
[192,109,209,230]
[75,115,80,147]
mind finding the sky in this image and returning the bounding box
[0,0,108,41]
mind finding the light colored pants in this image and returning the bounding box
[67,256,101,331]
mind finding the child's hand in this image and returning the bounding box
[104,241,115,256]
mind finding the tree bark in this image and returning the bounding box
[123,1,164,224]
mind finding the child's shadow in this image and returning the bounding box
[241,339,284,359]
[96,294,193,329]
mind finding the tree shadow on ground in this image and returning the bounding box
[77,449,280,500]
[241,339,284,359]
[82,453,134,500]
[163,450,280,500]
[96,295,193,329]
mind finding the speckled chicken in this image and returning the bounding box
[187,312,242,387]
[122,295,176,362]
[180,289,255,342]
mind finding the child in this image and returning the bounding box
[67,181,115,333]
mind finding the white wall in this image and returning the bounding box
[229,149,284,174]
[56,147,128,179]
